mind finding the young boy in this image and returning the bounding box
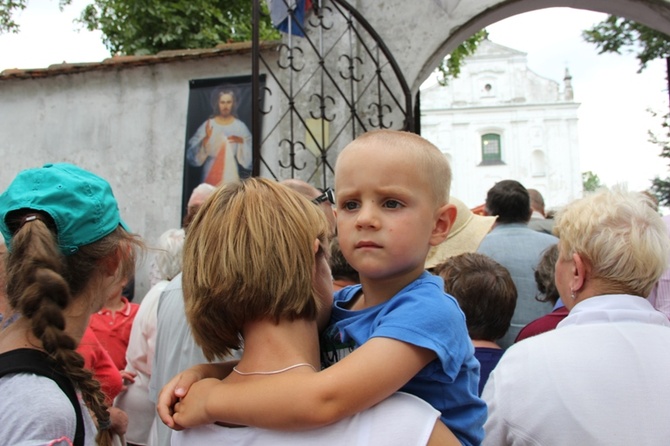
[432,252,518,395]
[161,130,486,445]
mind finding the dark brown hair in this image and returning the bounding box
[534,244,559,304]
[433,252,517,341]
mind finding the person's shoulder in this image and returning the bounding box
[334,283,362,303]
[1,373,77,416]
[529,229,558,242]
[0,373,82,444]
[377,392,438,415]
[164,273,183,290]
[128,301,140,315]
[394,273,463,314]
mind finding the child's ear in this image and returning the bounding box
[430,203,456,246]
[100,247,122,277]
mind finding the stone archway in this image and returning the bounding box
[254,0,670,187]
[351,0,670,93]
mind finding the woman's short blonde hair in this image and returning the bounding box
[182,178,331,360]
[554,187,669,297]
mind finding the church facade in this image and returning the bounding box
[420,39,581,211]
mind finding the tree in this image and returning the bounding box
[436,30,488,85]
[584,17,670,204]
[1,0,29,34]
[76,0,278,55]
[583,16,670,72]
[649,113,670,206]
[583,16,670,106]
[582,171,603,192]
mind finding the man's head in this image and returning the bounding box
[433,252,517,342]
[184,183,216,230]
[281,179,336,235]
[211,88,237,118]
[485,180,532,224]
[527,189,545,216]
[334,130,455,281]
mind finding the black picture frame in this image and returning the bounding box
[181,74,264,222]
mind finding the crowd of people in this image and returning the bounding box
[1,129,669,446]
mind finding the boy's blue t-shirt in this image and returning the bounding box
[320,271,487,446]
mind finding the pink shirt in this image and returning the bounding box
[89,296,139,370]
[648,215,670,319]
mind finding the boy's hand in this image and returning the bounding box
[172,378,221,428]
[157,368,207,430]
[120,370,136,391]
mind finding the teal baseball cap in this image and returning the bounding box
[0,163,129,256]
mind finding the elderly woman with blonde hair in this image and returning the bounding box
[483,187,670,445]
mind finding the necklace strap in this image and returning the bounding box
[232,362,317,376]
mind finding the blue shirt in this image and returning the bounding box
[320,272,486,446]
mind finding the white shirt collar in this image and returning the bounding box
[558,294,670,329]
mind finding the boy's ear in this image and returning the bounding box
[430,203,456,246]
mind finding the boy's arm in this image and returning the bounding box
[157,360,238,430]
[172,337,436,429]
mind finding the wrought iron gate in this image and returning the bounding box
[251,0,413,189]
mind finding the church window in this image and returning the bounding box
[481,133,502,164]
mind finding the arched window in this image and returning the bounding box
[481,133,502,164]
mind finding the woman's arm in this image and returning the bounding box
[427,419,461,446]
[172,337,436,429]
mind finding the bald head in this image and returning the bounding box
[281,179,336,235]
[527,189,545,216]
[281,179,321,200]
[184,183,217,230]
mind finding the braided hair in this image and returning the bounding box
[5,211,140,445]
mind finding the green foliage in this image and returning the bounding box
[76,0,279,55]
[582,15,670,72]
[649,113,670,206]
[582,171,603,192]
[0,0,74,34]
[436,30,488,85]
[0,0,27,34]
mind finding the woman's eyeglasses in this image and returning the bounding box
[312,188,335,205]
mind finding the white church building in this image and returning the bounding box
[420,39,582,211]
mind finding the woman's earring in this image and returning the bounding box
[570,289,576,300]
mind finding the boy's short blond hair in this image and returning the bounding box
[342,130,452,205]
[182,178,331,360]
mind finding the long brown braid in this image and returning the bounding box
[5,214,140,446]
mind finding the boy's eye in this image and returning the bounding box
[343,201,359,211]
[383,199,402,209]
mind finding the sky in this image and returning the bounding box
[1,3,668,194]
